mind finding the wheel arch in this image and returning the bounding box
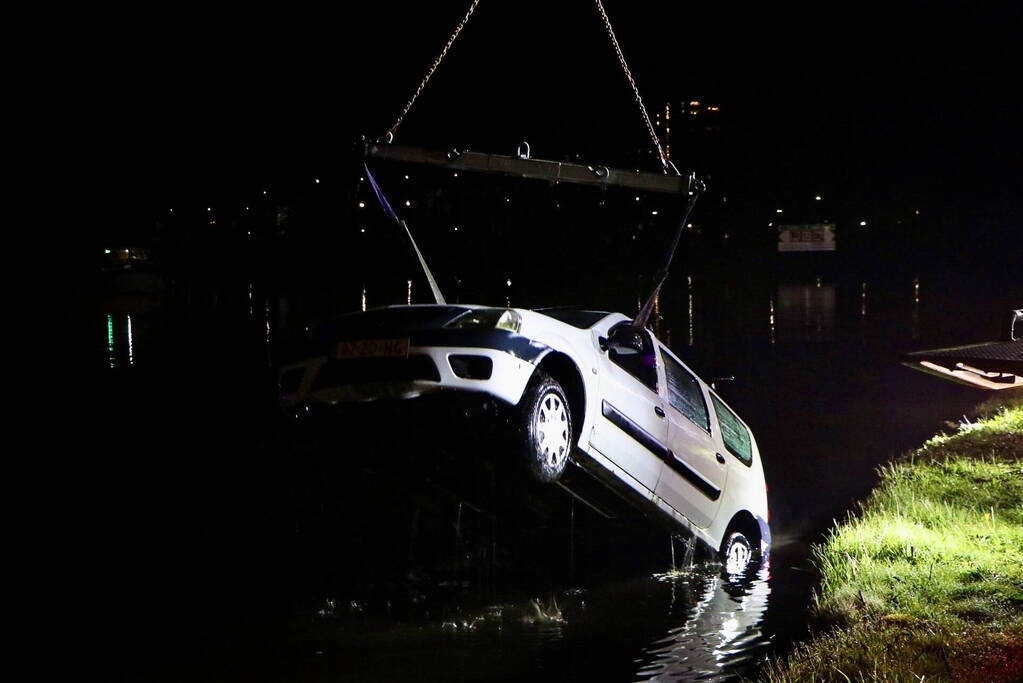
[720,509,762,556]
[534,351,586,445]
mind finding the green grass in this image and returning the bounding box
[764,390,1023,682]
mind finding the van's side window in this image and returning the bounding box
[661,351,710,432]
[711,394,753,466]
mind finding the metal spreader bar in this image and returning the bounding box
[363,142,694,195]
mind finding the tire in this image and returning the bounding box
[519,373,573,483]
[720,531,754,574]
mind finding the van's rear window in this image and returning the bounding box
[712,395,753,466]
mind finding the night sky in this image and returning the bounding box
[144,0,1021,238]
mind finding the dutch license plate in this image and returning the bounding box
[336,338,410,359]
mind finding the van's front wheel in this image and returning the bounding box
[519,373,572,483]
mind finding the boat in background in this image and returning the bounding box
[902,309,1022,390]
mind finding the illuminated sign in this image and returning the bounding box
[777,223,836,252]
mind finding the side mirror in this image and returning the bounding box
[606,325,646,355]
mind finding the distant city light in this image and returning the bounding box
[635,196,640,201]
[815,195,822,201]
[860,220,868,226]
[453,172,459,177]
[775,209,784,213]
[358,201,366,208]
[207,207,212,212]
[315,178,320,184]
[404,200,411,207]
[687,223,693,228]
[506,278,512,287]
[262,189,268,196]
[914,209,921,215]
[651,210,659,215]
[360,228,365,233]
[689,100,701,106]
[453,226,459,232]
[404,174,409,180]
[104,249,111,254]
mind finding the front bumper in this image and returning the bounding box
[279,345,539,412]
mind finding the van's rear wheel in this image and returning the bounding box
[519,374,572,483]
[721,531,754,573]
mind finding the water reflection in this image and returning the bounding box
[296,560,774,683]
[687,275,695,347]
[775,282,836,343]
[637,563,772,681]
[264,297,273,367]
[911,277,921,340]
[106,313,115,368]
[105,312,140,368]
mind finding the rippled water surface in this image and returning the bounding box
[69,245,1016,681]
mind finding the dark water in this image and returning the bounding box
[65,243,1017,681]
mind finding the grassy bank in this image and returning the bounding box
[765,390,1023,682]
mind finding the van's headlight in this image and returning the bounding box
[448,308,522,333]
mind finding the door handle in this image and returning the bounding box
[654,406,665,418]
[715,452,726,464]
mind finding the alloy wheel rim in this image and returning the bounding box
[536,392,569,469]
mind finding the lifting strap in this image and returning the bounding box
[633,175,705,330]
[364,164,447,305]
[374,0,696,321]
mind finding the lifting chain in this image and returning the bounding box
[592,0,670,174]
[383,0,670,176]
[383,0,482,142]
